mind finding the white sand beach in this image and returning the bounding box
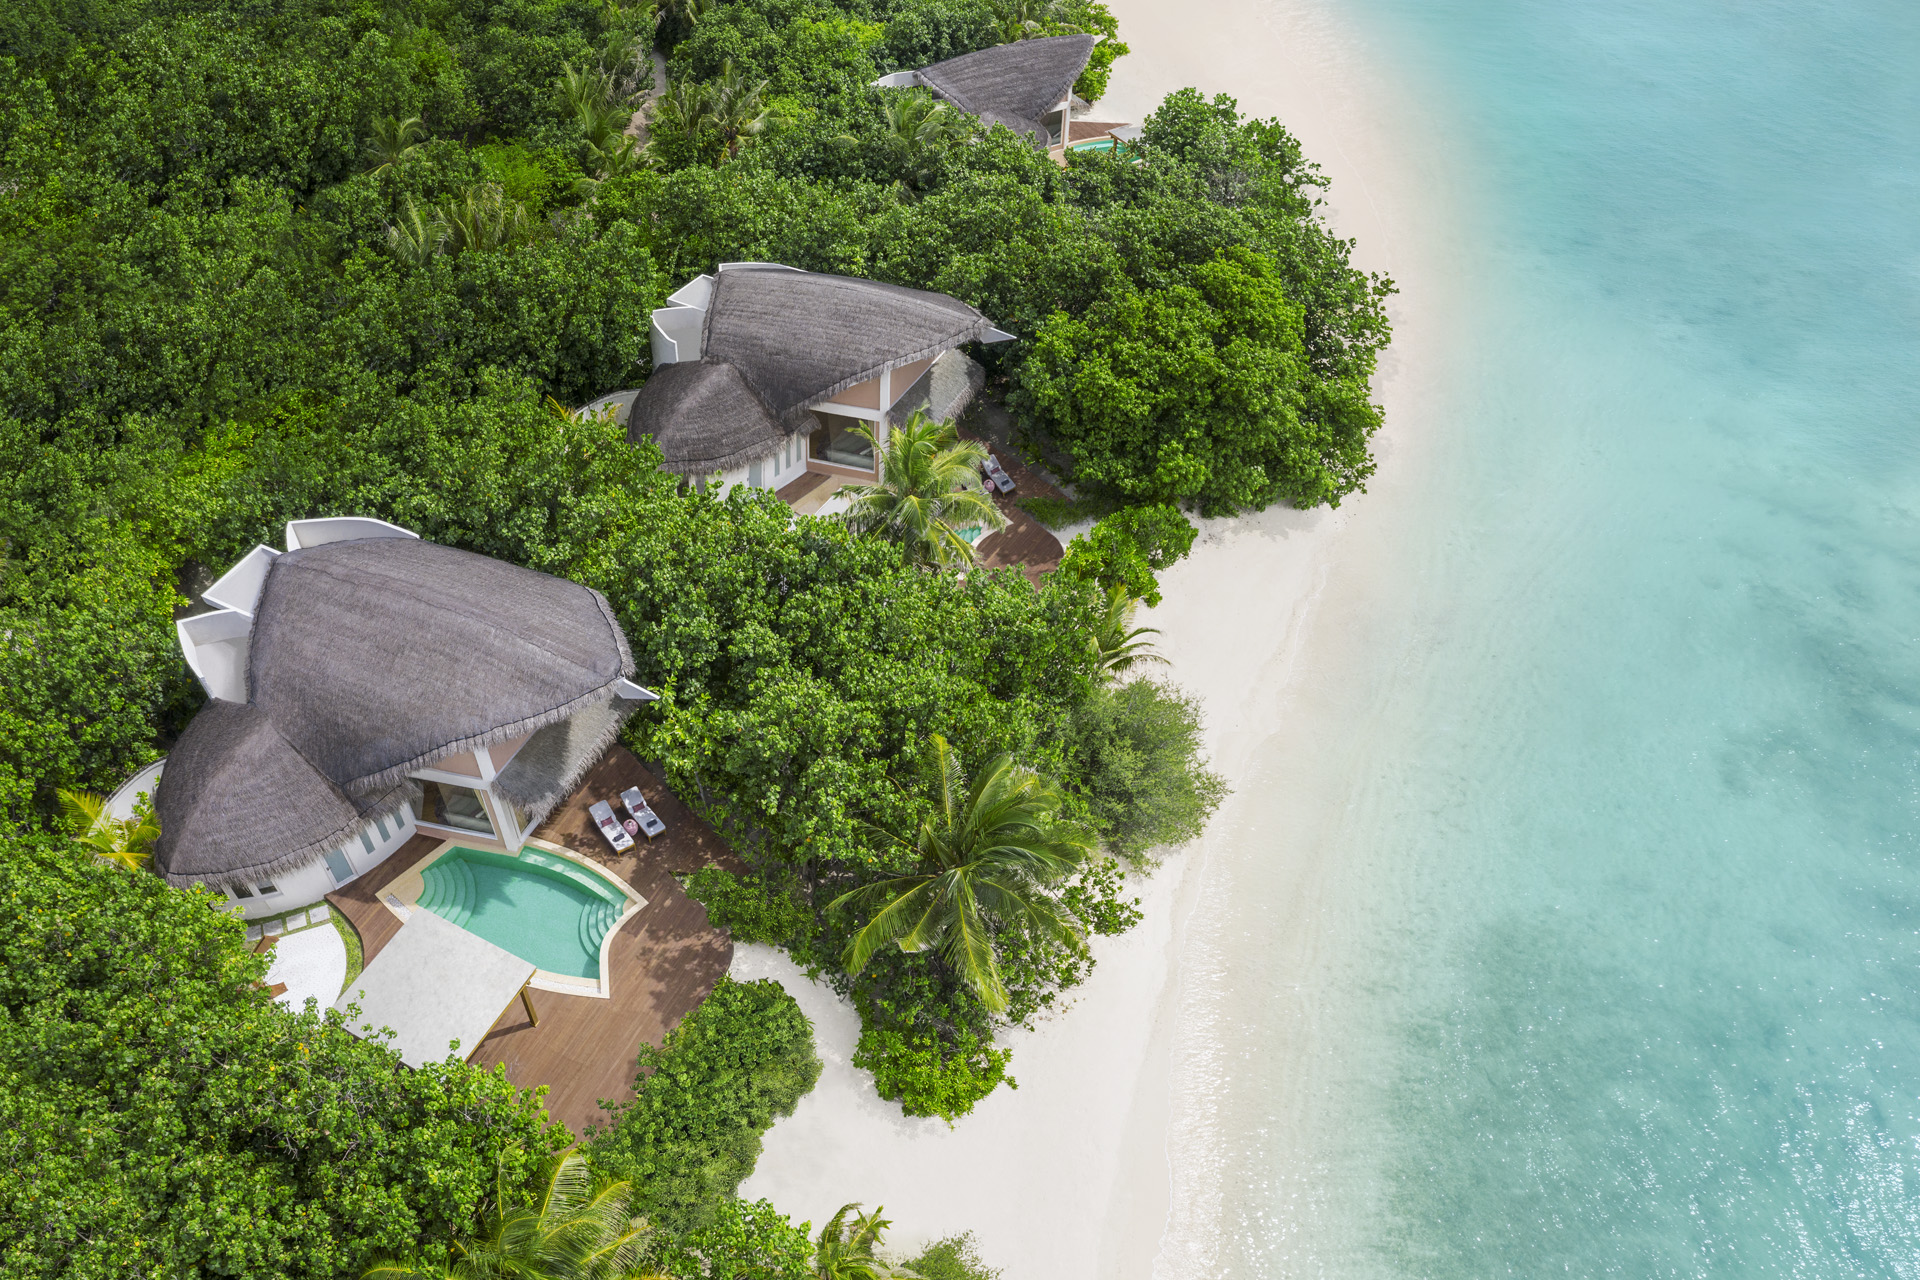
[739,1,1455,1273]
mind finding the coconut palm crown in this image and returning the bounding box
[839,411,1007,570]
[1090,584,1167,678]
[57,788,158,871]
[364,1150,657,1280]
[812,1203,916,1280]
[831,735,1095,1013]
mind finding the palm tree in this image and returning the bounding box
[438,182,529,255]
[56,788,158,871]
[840,411,1007,570]
[1090,584,1167,678]
[988,0,1077,41]
[813,1203,916,1280]
[704,59,772,161]
[367,114,427,172]
[843,91,971,192]
[385,196,447,266]
[364,1150,659,1280]
[831,736,1095,1013]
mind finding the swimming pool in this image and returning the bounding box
[415,847,630,980]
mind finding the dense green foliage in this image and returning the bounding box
[905,1233,1001,1280]
[1065,679,1227,858]
[2,0,1375,1255]
[685,867,816,944]
[1054,503,1197,606]
[0,837,560,1279]
[589,978,822,1234]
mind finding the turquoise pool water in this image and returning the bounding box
[416,847,627,980]
[1172,0,1920,1274]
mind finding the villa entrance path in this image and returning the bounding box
[956,422,1068,585]
[468,747,744,1137]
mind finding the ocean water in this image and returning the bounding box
[1168,0,1920,1275]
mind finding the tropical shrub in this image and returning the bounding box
[685,867,815,945]
[588,978,822,1233]
[906,1233,1002,1280]
[649,1198,816,1280]
[1063,679,1228,859]
[1054,503,1196,606]
[0,836,561,1280]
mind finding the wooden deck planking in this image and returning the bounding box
[326,750,742,1138]
[468,748,741,1136]
[959,425,1067,584]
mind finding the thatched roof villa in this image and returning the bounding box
[157,517,654,919]
[582,262,1013,499]
[873,34,1139,157]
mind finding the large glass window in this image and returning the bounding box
[414,779,497,837]
[810,412,875,469]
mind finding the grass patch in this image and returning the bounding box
[1018,493,1115,529]
[331,908,365,990]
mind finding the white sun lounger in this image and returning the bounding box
[589,799,635,852]
[983,454,1016,494]
[620,786,667,838]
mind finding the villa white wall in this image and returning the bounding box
[223,805,417,919]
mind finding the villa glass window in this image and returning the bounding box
[810,412,875,469]
[231,882,254,899]
[255,880,277,895]
[414,779,497,837]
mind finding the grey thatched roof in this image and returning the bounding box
[152,701,408,889]
[491,693,637,815]
[701,267,996,429]
[626,360,787,474]
[917,35,1096,142]
[249,538,635,796]
[155,534,642,888]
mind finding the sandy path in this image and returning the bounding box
[737,0,1450,1273]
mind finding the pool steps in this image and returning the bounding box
[416,847,630,964]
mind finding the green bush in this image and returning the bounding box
[649,1197,815,1280]
[907,1232,1003,1280]
[852,1012,1013,1124]
[588,978,821,1233]
[0,837,560,1280]
[1064,679,1228,858]
[685,867,815,945]
[1055,503,1197,606]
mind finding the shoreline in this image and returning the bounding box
[739,0,1452,1272]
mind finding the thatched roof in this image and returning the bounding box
[626,360,787,474]
[701,267,996,429]
[152,702,407,888]
[917,35,1096,142]
[155,534,640,888]
[249,538,634,796]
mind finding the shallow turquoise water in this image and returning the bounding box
[1190,0,1920,1274]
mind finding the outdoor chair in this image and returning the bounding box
[983,454,1016,494]
[589,799,635,852]
[621,786,667,838]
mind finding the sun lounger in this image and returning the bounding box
[589,799,635,852]
[983,454,1016,494]
[620,786,667,838]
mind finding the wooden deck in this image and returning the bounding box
[327,749,742,1138]
[959,425,1068,584]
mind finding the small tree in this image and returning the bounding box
[364,1149,657,1279]
[366,115,426,172]
[840,411,1007,570]
[832,736,1095,1012]
[1089,584,1167,678]
[56,788,158,871]
[812,1204,915,1280]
